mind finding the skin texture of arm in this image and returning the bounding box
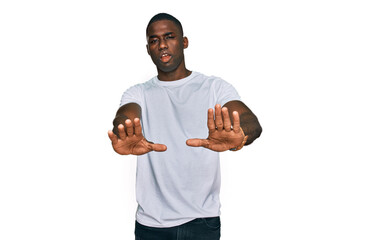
[112,103,142,137]
[223,100,262,146]
[108,103,167,155]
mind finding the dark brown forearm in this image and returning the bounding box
[112,103,141,136]
[112,115,129,136]
[239,111,262,145]
[223,100,262,146]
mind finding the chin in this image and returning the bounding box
[157,64,178,73]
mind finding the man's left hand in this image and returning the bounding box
[186,104,247,152]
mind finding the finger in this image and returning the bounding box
[186,138,209,148]
[133,118,143,137]
[125,119,134,136]
[118,124,127,139]
[232,111,241,133]
[150,143,167,152]
[207,108,216,133]
[108,130,118,145]
[222,107,232,132]
[214,104,223,131]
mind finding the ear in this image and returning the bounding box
[146,44,150,55]
[183,37,189,49]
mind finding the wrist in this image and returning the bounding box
[230,127,248,151]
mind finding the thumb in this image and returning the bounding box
[186,139,209,148]
[150,143,167,152]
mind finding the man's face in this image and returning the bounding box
[146,20,188,73]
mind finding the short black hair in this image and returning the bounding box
[146,13,183,36]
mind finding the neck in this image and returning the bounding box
[157,62,191,81]
[157,69,192,81]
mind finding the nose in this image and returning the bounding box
[159,39,168,50]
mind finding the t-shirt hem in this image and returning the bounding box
[135,211,222,228]
[135,215,197,228]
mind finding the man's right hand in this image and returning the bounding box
[108,118,167,155]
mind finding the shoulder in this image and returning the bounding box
[193,72,225,85]
[197,72,234,89]
[120,78,156,106]
[124,77,156,93]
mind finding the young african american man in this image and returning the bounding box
[108,13,262,240]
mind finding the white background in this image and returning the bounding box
[1,0,370,239]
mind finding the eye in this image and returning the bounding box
[149,39,158,44]
[165,35,175,39]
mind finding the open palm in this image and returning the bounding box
[108,118,167,155]
[186,105,246,152]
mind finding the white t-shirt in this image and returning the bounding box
[120,71,240,227]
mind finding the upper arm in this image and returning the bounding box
[115,102,142,121]
[223,100,262,140]
[112,102,141,135]
[119,83,142,117]
[223,100,256,118]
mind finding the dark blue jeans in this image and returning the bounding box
[135,217,221,240]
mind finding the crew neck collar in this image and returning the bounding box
[154,71,198,87]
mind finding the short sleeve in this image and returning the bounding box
[120,84,143,107]
[214,78,241,106]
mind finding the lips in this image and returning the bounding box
[160,52,172,63]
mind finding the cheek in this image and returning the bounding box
[148,49,158,59]
[173,43,183,54]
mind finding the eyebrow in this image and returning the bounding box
[148,32,174,39]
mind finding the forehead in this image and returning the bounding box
[147,20,181,37]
